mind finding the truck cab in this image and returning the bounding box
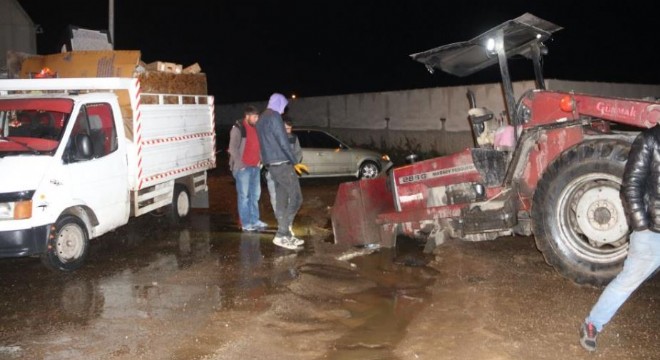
[0,92,130,269]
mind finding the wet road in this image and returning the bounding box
[3,171,656,359]
[0,174,436,359]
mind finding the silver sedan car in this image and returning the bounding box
[292,128,392,179]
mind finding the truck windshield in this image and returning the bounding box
[0,98,73,156]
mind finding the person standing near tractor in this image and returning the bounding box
[228,105,268,232]
[256,93,305,250]
[579,125,660,351]
[266,119,303,219]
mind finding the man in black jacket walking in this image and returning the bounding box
[579,125,660,351]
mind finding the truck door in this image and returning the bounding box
[62,102,128,236]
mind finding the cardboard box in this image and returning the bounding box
[20,50,141,78]
[18,51,207,142]
[182,63,201,74]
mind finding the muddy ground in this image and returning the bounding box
[0,163,658,360]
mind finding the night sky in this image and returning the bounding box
[16,0,660,104]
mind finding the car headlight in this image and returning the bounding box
[0,191,35,220]
[381,154,391,162]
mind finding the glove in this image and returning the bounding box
[294,163,309,176]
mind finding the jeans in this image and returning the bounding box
[587,229,660,331]
[233,166,261,227]
[265,170,277,216]
[267,163,302,237]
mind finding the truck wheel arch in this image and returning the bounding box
[60,206,97,236]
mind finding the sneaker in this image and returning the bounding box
[254,220,268,229]
[241,225,257,232]
[290,236,304,246]
[273,235,300,250]
[579,321,599,352]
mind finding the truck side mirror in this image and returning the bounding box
[73,133,93,161]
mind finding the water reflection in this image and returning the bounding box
[0,208,436,359]
[239,232,263,287]
[323,247,434,359]
[0,275,104,330]
[175,214,212,268]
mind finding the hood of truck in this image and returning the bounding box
[0,156,52,193]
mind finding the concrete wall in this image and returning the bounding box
[216,80,660,155]
[0,0,36,72]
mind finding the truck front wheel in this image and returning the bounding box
[40,215,89,272]
[168,184,191,223]
[532,140,631,286]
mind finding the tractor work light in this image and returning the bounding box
[560,95,575,112]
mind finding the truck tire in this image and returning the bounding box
[532,140,631,286]
[168,184,191,223]
[40,215,89,272]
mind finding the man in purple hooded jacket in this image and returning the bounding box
[255,93,304,250]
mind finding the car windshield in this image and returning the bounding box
[0,98,73,157]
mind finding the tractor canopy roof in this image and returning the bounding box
[410,13,562,77]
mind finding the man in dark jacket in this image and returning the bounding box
[580,125,660,352]
[265,119,303,219]
[256,93,304,250]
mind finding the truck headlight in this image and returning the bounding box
[0,191,35,220]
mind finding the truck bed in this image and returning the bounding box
[134,94,216,190]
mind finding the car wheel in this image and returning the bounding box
[359,161,380,179]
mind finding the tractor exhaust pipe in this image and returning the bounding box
[467,90,477,109]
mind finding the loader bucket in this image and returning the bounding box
[331,177,395,246]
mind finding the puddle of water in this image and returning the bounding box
[315,240,436,359]
[0,209,436,359]
[0,212,298,338]
[0,345,22,359]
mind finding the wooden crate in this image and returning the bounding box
[145,61,182,74]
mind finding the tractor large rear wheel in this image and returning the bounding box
[532,140,631,286]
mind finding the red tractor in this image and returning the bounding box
[331,13,660,286]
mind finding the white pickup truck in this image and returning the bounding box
[0,77,216,271]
